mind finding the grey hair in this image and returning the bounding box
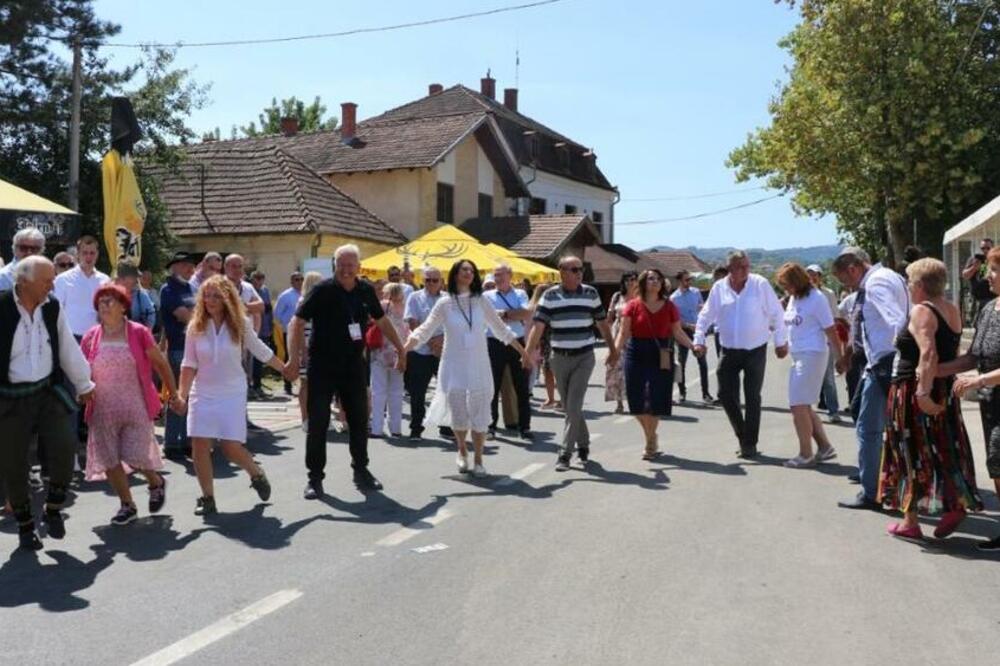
[204,251,222,262]
[383,282,405,300]
[726,249,748,265]
[494,262,513,274]
[14,255,52,283]
[558,255,582,269]
[224,253,244,266]
[832,246,871,272]
[334,244,361,262]
[422,265,441,277]
[12,227,45,254]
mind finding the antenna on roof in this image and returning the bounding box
[515,48,520,88]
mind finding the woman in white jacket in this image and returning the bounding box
[177,275,286,516]
[404,260,529,477]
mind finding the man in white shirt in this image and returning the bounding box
[0,227,47,293]
[832,247,909,510]
[694,250,788,459]
[0,256,94,550]
[189,251,222,293]
[52,235,110,339]
[806,264,842,423]
[403,266,445,441]
[484,263,533,441]
[224,254,264,331]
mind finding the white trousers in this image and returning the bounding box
[370,360,404,435]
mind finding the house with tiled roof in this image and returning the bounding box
[147,144,406,280]
[369,76,618,242]
[461,213,601,265]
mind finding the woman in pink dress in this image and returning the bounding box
[81,283,182,525]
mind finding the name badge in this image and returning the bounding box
[348,323,362,341]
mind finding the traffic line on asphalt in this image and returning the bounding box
[130,589,303,666]
[496,462,547,487]
[412,542,449,554]
[376,508,454,547]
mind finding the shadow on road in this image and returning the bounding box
[92,515,207,562]
[0,546,114,612]
[318,492,449,530]
[658,453,747,476]
[200,503,334,550]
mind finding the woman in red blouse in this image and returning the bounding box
[614,269,697,459]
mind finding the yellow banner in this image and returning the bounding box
[102,149,147,270]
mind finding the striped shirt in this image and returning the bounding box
[534,284,607,350]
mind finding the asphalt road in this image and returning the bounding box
[2,346,999,665]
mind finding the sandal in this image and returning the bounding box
[887,522,923,541]
[933,509,966,539]
[815,446,837,462]
[783,455,816,468]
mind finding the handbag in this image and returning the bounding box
[640,300,672,371]
[364,322,383,350]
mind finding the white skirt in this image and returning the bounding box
[187,392,248,443]
[788,350,829,407]
[425,387,493,433]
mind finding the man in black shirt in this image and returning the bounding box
[285,245,406,498]
[963,238,994,321]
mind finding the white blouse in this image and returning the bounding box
[181,316,273,398]
[409,293,516,393]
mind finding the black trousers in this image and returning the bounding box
[716,344,767,451]
[306,360,370,481]
[677,343,710,397]
[404,352,439,435]
[488,337,531,432]
[847,349,866,421]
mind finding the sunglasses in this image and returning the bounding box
[17,244,43,253]
[562,266,583,274]
[57,262,75,269]
[424,278,441,283]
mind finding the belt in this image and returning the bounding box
[0,376,53,399]
[551,345,594,357]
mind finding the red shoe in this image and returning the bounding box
[887,522,924,541]
[933,509,966,539]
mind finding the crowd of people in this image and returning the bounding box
[2,228,1000,554]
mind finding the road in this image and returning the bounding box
[2,346,999,665]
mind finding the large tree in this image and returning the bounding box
[728,0,1000,263]
[0,1,209,273]
[239,96,338,137]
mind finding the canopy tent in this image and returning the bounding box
[360,224,556,284]
[0,178,80,264]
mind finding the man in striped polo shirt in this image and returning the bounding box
[525,255,618,471]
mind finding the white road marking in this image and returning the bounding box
[496,462,547,487]
[412,542,449,554]
[376,508,454,547]
[130,589,303,666]
[614,415,631,425]
[591,433,604,441]
[360,551,376,557]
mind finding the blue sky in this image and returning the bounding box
[93,0,840,250]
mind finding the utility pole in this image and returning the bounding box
[68,37,82,212]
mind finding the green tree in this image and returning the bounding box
[729,0,1000,263]
[0,1,209,274]
[240,96,338,137]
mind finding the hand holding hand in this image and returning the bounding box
[952,374,981,398]
[520,349,534,370]
[282,362,298,383]
[78,389,94,405]
[916,393,945,417]
[775,344,789,360]
[836,355,851,375]
[171,395,188,415]
[606,348,620,367]
[692,344,706,358]
[395,353,407,373]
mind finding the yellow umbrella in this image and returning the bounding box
[101,148,147,269]
[0,179,76,214]
[362,224,511,280]
[484,243,559,284]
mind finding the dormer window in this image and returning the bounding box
[523,131,539,162]
[555,142,570,171]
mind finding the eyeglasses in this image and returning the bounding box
[562,266,583,274]
[424,278,441,283]
[16,244,43,253]
[57,262,75,269]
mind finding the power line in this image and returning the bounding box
[616,193,784,226]
[621,185,767,203]
[89,0,567,49]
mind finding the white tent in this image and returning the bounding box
[942,193,1000,318]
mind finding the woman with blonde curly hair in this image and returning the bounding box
[177,275,286,516]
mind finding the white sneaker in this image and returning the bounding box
[457,454,469,473]
[784,455,816,469]
[472,464,487,478]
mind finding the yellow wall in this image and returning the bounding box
[178,232,394,283]
[328,170,424,240]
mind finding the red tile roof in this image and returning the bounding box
[461,214,601,262]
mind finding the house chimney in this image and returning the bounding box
[480,74,496,100]
[340,102,357,142]
[428,83,444,96]
[503,88,518,112]
[279,116,299,137]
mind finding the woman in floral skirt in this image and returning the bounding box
[605,271,638,414]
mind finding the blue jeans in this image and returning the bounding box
[819,347,840,415]
[164,349,188,451]
[855,360,891,499]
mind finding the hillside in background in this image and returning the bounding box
[646,245,842,271]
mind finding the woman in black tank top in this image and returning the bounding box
[879,259,982,542]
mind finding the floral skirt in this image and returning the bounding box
[878,379,983,515]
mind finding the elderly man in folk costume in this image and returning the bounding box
[0,256,95,550]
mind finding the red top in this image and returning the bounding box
[623,299,679,339]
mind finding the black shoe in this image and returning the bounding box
[354,468,383,491]
[250,472,271,501]
[977,535,1000,551]
[577,447,590,463]
[439,427,454,438]
[28,469,43,490]
[194,496,217,516]
[18,528,42,551]
[149,478,167,513]
[847,474,861,484]
[43,508,65,539]
[303,479,324,500]
[519,430,534,442]
[837,492,881,511]
[555,456,571,472]
[111,504,138,526]
[486,427,497,441]
[702,393,715,403]
[408,431,423,443]
[678,392,687,403]
[736,448,759,460]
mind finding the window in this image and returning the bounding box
[592,211,603,224]
[478,193,493,220]
[564,204,577,215]
[437,183,454,224]
[557,145,570,171]
[529,197,547,215]
[524,133,539,162]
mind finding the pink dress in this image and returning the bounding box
[85,340,163,481]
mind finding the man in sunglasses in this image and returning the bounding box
[525,256,618,471]
[274,271,304,395]
[403,266,445,441]
[53,252,76,275]
[0,227,46,293]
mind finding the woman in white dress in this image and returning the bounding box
[177,276,286,516]
[404,260,529,477]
